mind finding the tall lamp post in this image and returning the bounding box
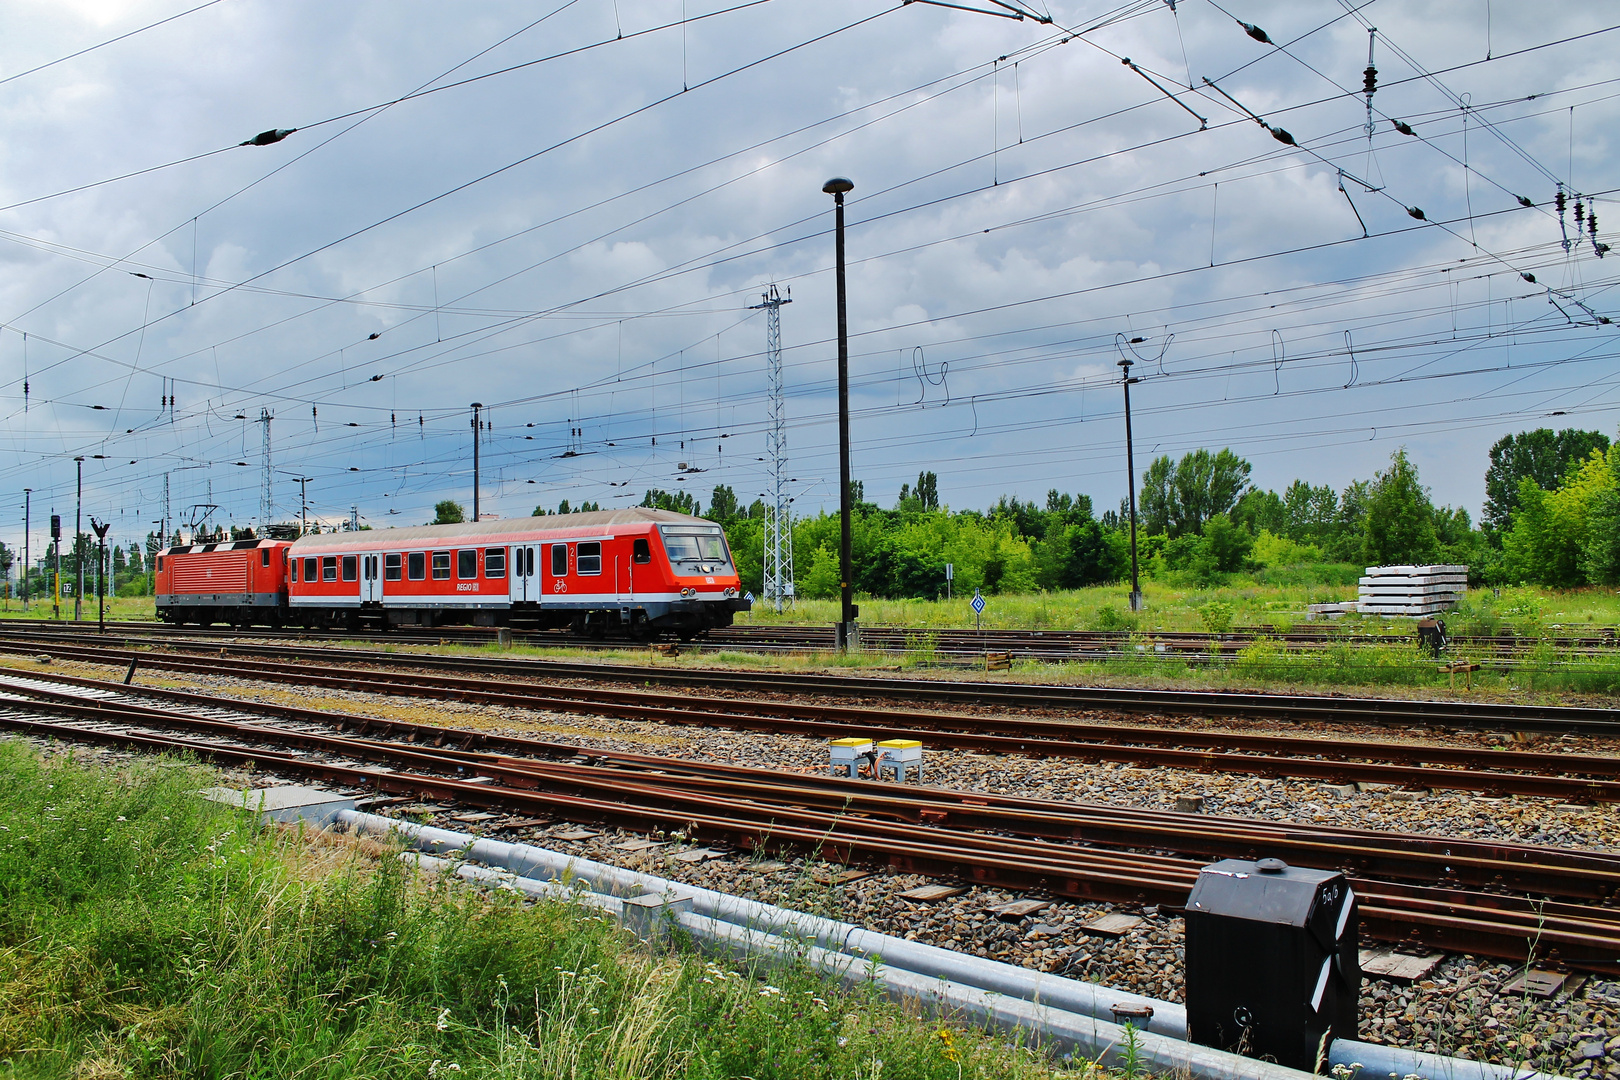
[1118,357,1144,612]
[470,402,483,522]
[823,176,858,652]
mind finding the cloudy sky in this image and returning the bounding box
[1,0,1617,554]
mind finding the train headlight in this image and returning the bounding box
[723,586,737,598]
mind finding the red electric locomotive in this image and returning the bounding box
[154,538,292,627]
[156,508,748,637]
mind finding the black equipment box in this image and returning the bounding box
[1184,857,1360,1071]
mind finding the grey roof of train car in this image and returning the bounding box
[286,507,713,550]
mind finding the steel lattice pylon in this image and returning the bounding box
[257,408,273,532]
[750,284,793,612]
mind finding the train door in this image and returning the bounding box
[510,545,538,602]
[361,554,381,603]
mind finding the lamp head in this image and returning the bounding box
[822,177,854,195]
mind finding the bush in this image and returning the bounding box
[1199,600,1234,634]
[1092,604,1133,631]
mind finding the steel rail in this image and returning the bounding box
[11,617,1620,655]
[3,666,1613,894]
[0,687,1615,969]
[4,626,1615,735]
[3,638,1618,801]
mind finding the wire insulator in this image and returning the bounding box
[1392,120,1415,136]
[1269,126,1296,146]
[1588,209,1598,236]
[1521,272,1537,284]
[1407,206,1426,221]
[1240,20,1270,43]
[1362,65,1377,95]
[1556,188,1566,214]
[1517,195,1534,208]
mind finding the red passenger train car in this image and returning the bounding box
[157,508,748,637]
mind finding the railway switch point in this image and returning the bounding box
[875,738,923,782]
[202,784,355,829]
[828,737,874,777]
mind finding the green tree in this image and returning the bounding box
[1139,456,1175,535]
[1171,448,1252,535]
[1138,448,1252,537]
[1581,484,1620,585]
[1483,427,1610,532]
[1361,449,1437,566]
[707,484,739,522]
[640,489,699,515]
[432,500,464,525]
[1232,488,1285,537]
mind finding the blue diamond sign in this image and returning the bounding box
[971,592,986,615]
[744,591,755,603]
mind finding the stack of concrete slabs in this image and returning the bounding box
[1357,564,1468,616]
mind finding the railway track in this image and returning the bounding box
[0,666,1615,971]
[3,636,1620,799]
[5,617,1618,665]
[2,627,1617,739]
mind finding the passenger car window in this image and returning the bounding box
[484,548,506,578]
[550,544,567,576]
[577,541,602,575]
[342,555,358,582]
[384,553,402,581]
[304,557,318,582]
[407,552,426,580]
[457,549,477,579]
[322,556,337,582]
[432,551,451,580]
[291,560,299,583]
[633,538,651,564]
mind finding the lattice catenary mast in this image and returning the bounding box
[257,408,273,532]
[750,284,793,612]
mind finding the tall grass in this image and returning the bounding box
[0,742,1069,1079]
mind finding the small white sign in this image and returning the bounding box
[944,563,954,581]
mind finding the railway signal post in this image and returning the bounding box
[824,176,859,652]
[91,518,110,634]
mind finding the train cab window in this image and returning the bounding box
[432,551,451,580]
[577,541,602,576]
[550,544,567,576]
[457,549,477,579]
[321,556,338,582]
[291,560,299,583]
[305,557,318,583]
[385,553,402,581]
[484,548,506,578]
[632,538,651,564]
[342,555,358,582]
[407,552,426,580]
[261,549,271,567]
[156,556,164,572]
